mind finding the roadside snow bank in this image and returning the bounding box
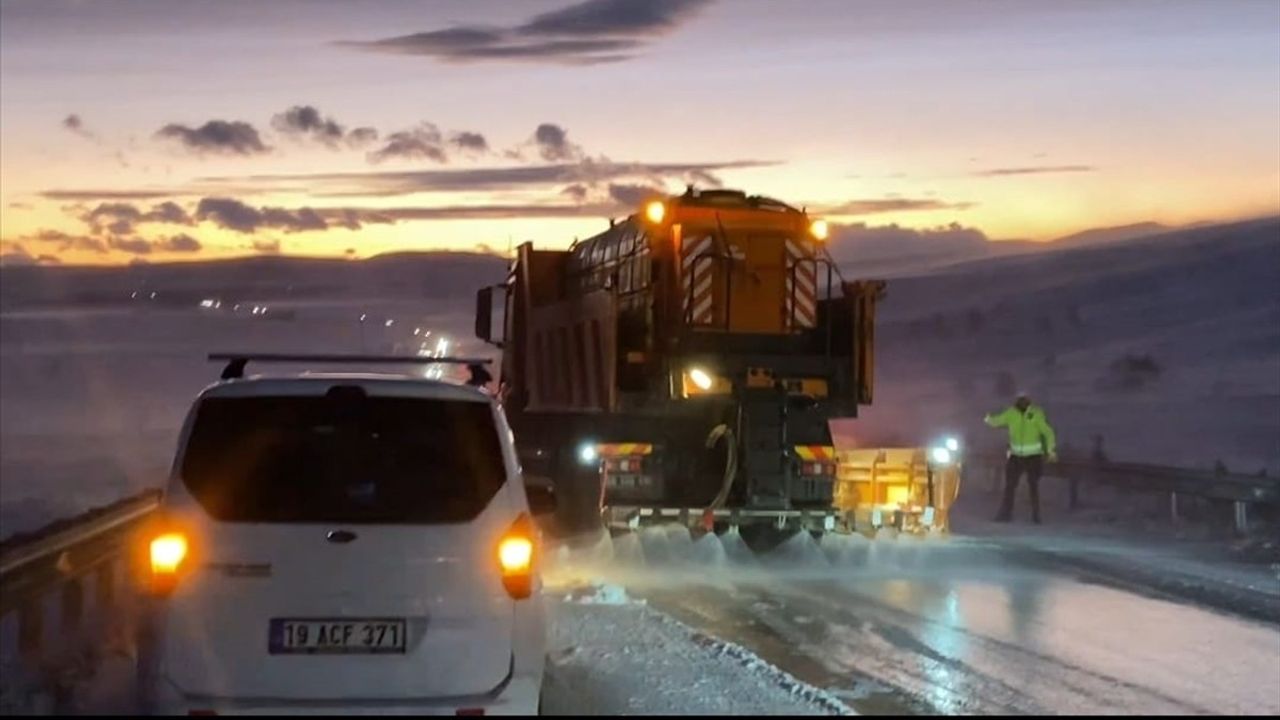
[544,585,852,715]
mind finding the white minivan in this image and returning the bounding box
[137,361,551,715]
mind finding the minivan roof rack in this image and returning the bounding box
[209,353,492,380]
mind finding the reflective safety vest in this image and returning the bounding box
[985,405,1057,457]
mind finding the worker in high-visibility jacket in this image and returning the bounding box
[985,393,1057,523]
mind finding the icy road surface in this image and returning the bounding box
[543,585,851,715]
[552,527,1280,715]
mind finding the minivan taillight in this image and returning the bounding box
[149,531,189,596]
[498,514,535,599]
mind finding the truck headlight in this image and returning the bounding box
[689,367,713,390]
[645,200,665,224]
[578,442,598,465]
[930,446,953,465]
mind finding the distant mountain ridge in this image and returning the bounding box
[831,217,1271,277]
[0,251,510,308]
[2,216,1276,307]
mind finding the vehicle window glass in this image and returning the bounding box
[633,251,649,291]
[620,257,633,292]
[181,394,504,524]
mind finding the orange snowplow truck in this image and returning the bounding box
[476,188,884,544]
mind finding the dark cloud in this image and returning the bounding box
[345,28,635,66]
[270,105,379,150]
[148,201,193,225]
[328,202,621,221]
[199,159,779,198]
[367,124,447,164]
[155,120,270,156]
[195,198,264,233]
[607,183,664,207]
[23,229,110,254]
[329,209,361,230]
[82,201,194,235]
[519,0,711,36]
[347,127,379,147]
[561,183,590,202]
[342,0,710,65]
[159,233,202,252]
[39,189,173,201]
[533,123,582,161]
[972,165,1095,177]
[271,105,346,146]
[321,208,396,230]
[686,169,722,188]
[84,203,135,229]
[262,206,327,232]
[62,113,93,138]
[819,198,976,216]
[195,197,329,233]
[108,236,154,255]
[450,131,489,153]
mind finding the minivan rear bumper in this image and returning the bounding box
[144,659,542,716]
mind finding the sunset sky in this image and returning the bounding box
[1,0,1277,265]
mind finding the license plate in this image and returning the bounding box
[268,618,407,654]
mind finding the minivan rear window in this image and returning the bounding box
[180,393,504,524]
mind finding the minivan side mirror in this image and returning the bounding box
[526,484,557,516]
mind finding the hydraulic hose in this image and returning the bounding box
[705,423,737,511]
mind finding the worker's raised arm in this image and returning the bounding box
[984,408,1013,427]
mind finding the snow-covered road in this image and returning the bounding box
[551,527,1280,715]
[543,586,851,715]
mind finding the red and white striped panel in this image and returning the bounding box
[784,238,817,328]
[681,234,716,325]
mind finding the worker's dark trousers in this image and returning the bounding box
[996,454,1043,521]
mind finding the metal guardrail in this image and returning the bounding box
[0,489,161,672]
[969,453,1279,532]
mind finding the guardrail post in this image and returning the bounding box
[1068,476,1079,511]
[18,598,43,660]
[61,578,84,638]
[1169,492,1179,522]
[95,562,115,614]
[1233,501,1249,535]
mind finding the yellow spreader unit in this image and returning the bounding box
[833,448,961,536]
